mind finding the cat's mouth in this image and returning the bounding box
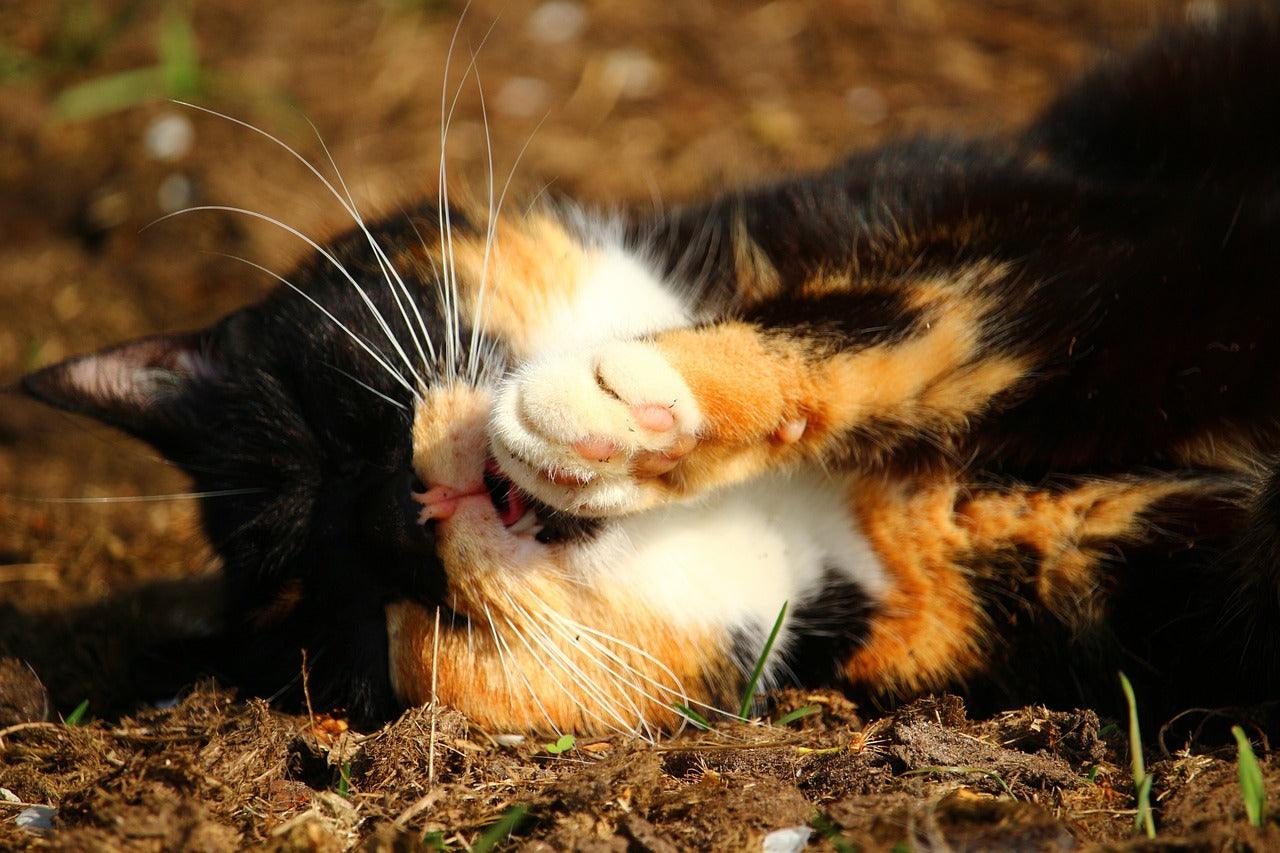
[482,459,538,534]
[480,458,601,544]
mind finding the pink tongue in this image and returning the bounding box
[499,486,528,526]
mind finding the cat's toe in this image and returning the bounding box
[488,341,704,515]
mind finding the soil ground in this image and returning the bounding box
[1,0,1275,849]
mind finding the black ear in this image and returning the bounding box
[21,330,222,446]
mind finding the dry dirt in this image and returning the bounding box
[1,0,1276,849]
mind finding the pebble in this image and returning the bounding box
[762,826,812,853]
[157,173,196,213]
[601,49,661,100]
[528,1,587,44]
[144,112,195,162]
[496,76,550,118]
[15,805,56,833]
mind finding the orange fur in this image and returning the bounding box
[845,475,1214,694]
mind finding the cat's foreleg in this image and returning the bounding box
[490,282,1031,515]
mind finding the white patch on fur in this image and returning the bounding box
[528,231,691,352]
[568,469,886,670]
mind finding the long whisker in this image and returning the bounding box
[467,53,497,384]
[322,363,410,412]
[153,207,425,396]
[522,603,667,737]
[305,117,437,374]
[172,100,438,373]
[470,110,551,379]
[501,591,640,736]
[485,601,560,733]
[439,18,499,383]
[515,587,662,738]
[437,7,469,383]
[215,253,418,400]
[7,488,264,504]
[498,607,630,737]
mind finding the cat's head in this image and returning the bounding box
[21,201,750,734]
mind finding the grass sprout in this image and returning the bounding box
[55,0,206,120]
[672,704,711,730]
[775,704,821,726]
[470,804,530,853]
[1119,672,1156,838]
[1232,725,1266,827]
[63,699,90,726]
[739,601,788,720]
[544,734,575,755]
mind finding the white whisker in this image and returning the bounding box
[306,118,437,375]
[501,591,639,736]
[173,100,437,373]
[154,206,425,395]
[322,363,409,411]
[215,253,418,400]
[10,488,264,504]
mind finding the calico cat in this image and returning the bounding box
[21,9,1280,733]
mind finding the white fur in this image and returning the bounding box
[527,239,692,352]
[569,469,886,677]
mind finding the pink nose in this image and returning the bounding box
[411,483,485,522]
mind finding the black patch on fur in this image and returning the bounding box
[727,572,874,693]
[742,290,925,351]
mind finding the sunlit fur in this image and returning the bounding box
[21,10,1280,731]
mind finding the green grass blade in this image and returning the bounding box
[672,703,710,730]
[775,704,821,726]
[1119,672,1156,838]
[335,761,352,799]
[158,0,200,97]
[1232,725,1266,827]
[470,804,529,853]
[55,66,166,120]
[544,734,575,755]
[63,699,90,726]
[739,601,788,720]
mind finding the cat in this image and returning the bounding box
[21,8,1280,734]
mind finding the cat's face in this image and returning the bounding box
[22,201,757,735]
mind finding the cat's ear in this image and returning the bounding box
[21,330,223,444]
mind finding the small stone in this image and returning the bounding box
[528,1,587,44]
[762,826,812,853]
[496,76,550,118]
[15,805,56,833]
[144,112,195,162]
[157,172,196,213]
[602,49,661,100]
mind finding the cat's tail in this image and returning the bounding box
[1026,5,1280,190]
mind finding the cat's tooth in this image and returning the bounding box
[508,510,538,535]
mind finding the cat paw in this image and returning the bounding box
[489,341,703,515]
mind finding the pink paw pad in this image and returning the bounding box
[631,403,676,432]
[573,436,621,462]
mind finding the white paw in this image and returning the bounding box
[489,341,703,515]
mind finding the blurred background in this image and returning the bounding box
[0,0,1206,703]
